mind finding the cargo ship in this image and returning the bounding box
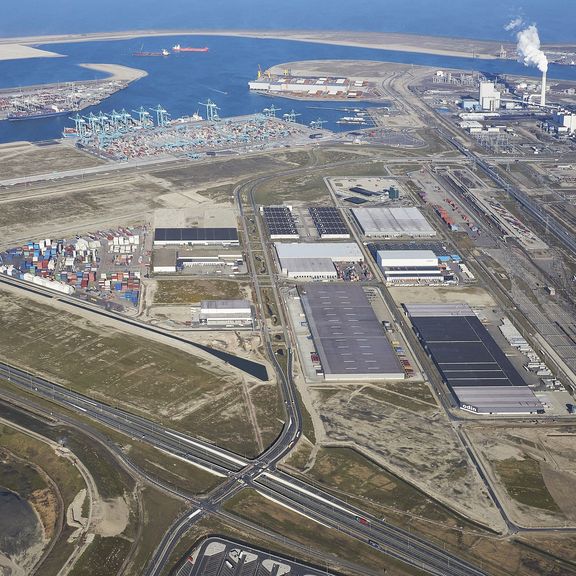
[133,48,170,57]
[172,44,209,53]
[8,109,70,121]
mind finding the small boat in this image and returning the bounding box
[173,44,209,53]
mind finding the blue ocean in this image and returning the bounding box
[0,1,575,143]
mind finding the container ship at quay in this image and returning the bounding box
[172,44,209,52]
[8,108,70,121]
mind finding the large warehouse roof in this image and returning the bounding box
[453,386,543,414]
[405,303,542,414]
[377,250,438,267]
[352,207,436,237]
[154,228,238,243]
[280,257,337,278]
[275,242,363,262]
[300,284,403,381]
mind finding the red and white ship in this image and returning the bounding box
[172,44,209,53]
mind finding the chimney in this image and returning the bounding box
[541,70,547,107]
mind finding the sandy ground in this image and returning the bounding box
[388,285,497,308]
[78,63,148,82]
[306,384,505,530]
[0,44,62,61]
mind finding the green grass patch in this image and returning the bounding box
[121,487,186,576]
[494,457,561,512]
[361,386,435,413]
[153,279,246,304]
[249,383,285,450]
[69,536,133,576]
[0,289,260,451]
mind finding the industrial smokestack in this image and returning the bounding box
[540,69,547,107]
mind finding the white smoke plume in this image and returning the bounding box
[516,24,548,72]
[505,17,523,31]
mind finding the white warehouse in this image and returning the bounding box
[376,249,443,284]
[199,300,254,327]
[275,242,364,280]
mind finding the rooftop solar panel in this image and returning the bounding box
[154,228,238,242]
[309,207,349,238]
[263,206,299,238]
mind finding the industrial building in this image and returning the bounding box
[550,112,576,135]
[300,284,404,381]
[199,300,254,327]
[479,82,501,111]
[153,228,239,247]
[261,206,299,239]
[351,207,436,238]
[404,303,543,414]
[152,248,243,273]
[275,242,363,279]
[248,74,370,99]
[309,207,350,239]
[376,250,443,283]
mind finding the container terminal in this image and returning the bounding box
[67,102,330,161]
[248,68,380,101]
[0,72,142,121]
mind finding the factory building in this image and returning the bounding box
[153,228,239,247]
[404,303,543,415]
[275,242,363,279]
[248,75,369,98]
[152,248,243,273]
[199,300,254,328]
[300,284,404,381]
[351,207,436,238]
[479,82,501,112]
[551,112,576,135]
[280,258,338,280]
[376,250,443,283]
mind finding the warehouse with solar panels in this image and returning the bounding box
[300,284,404,381]
[275,242,363,279]
[404,303,543,414]
[309,207,350,239]
[261,206,299,239]
[352,207,436,238]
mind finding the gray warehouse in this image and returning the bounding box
[300,284,404,381]
[352,207,436,238]
[405,303,543,414]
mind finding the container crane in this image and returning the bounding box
[309,118,327,129]
[263,105,281,118]
[132,106,151,127]
[150,105,170,127]
[199,99,221,122]
[283,109,301,123]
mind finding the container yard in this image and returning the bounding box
[248,70,379,101]
[0,226,151,311]
[0,72,139,121]
[69,105,321,161]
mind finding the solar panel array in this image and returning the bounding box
[154,228,238,243]
[262,207,299,238]
[309,207,349,238]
